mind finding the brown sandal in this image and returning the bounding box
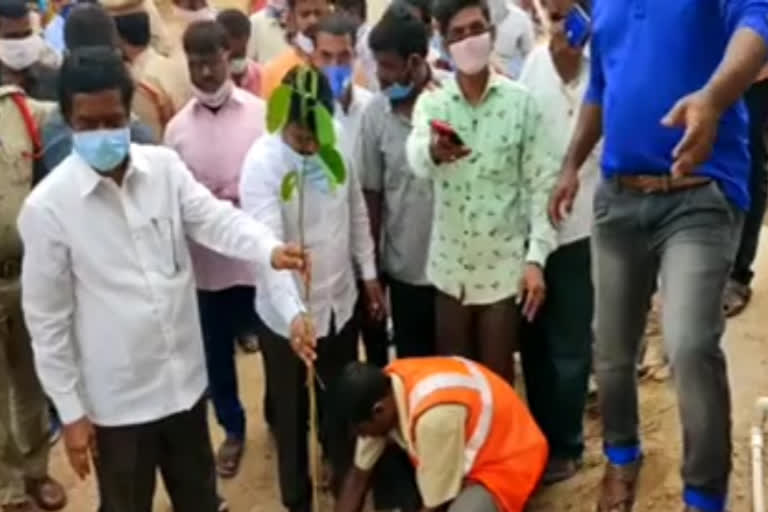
[24,477,66,511]
[216,437,245,478]
[723,279,751,318]
[596,459,643,512]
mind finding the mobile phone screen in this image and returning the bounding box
[565,5,590,48]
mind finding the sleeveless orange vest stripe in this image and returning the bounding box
[385,357,548,512]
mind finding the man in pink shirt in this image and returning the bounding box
[217,9,262,97]
[164,19,265,479]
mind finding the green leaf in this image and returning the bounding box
[317,146,346,186]
[280,170,298,201]
[267,84,292,133]
[314,105,336,147]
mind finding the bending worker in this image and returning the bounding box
[331,357,548,512]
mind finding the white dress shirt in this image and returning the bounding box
[239,134,377,339]
[18,144,293,426]
[494,4,536,79]
[335,85,374,173]
[519,44,601,246]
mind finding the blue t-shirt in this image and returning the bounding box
[586,0,768,210]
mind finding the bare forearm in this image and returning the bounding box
[335,468,370,512]
[562,103,603,175]
[705,27,768,113]
[363,191,382,255]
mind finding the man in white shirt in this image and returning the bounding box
[518,17,597,484]
[18,46,306,512]
[493,1,535,79]
[240,67,383,512]
[310,12,386,365]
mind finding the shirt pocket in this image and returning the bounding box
[141,216,179,277]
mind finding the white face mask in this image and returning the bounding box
[172,5,215,24]
[0,35,43,71]
[192,79,233,108]
[449,31,493,76]
[230,57,248,75]
[294,31,315,54]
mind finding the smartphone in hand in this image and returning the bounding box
[564,4,590,48]
[430,119,465,147]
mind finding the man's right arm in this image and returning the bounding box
[549,37,604,223]
[355,104,385,255]
[18,200,84,424]
[334,466,372,512]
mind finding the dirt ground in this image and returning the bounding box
[51,228,768,512]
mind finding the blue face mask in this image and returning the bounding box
[383,81,414,102]
[323,65,352,100]
[72,127,131,173]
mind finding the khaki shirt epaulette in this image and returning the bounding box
[0,87,54,263]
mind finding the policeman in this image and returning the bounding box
[104,0,191,140]
[0,85,65,512]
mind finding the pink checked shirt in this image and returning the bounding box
[164,87,267,291]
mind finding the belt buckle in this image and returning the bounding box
[660,175,671,193]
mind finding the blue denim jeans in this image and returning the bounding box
[592,179,742,509]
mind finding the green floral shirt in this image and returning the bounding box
[406,73,558,305]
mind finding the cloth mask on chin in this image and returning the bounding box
[192,80,234,109]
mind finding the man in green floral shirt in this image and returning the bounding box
[405,0,558,380]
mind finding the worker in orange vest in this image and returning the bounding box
[331,357,549,512]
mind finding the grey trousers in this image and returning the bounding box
[447,485,499,512]
[592,179,742,496]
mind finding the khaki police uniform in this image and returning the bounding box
[104,0,192,138]
[0,86,55,506]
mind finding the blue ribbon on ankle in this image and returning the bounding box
[603,444,641,466]
[683,487,726,512]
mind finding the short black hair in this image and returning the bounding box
[114,11,151,48]
[368,3,428,59]
[182,20,230,55]
[281,66,334,128]
[433,0,490,35]
[0,0,29,19]
[398,0,430,24]
[64,4,118,50]
[286,0,328,11]
[333,362,391,424]
[58,45,134,120]
[313,12,358,46]
[334,0,366,22]
[216,8,250,39]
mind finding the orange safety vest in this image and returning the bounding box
[385,357,548,512]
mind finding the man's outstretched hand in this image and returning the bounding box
[662,89,722,177]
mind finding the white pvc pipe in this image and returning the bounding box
[752,397,768,512]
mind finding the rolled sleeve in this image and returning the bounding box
[725,0,768,43]
[354,435,388,471]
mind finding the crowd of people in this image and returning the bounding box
[0,0,767,511]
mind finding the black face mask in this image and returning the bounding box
[114,12,150,48]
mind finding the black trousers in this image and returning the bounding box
[733,79,768,285]
[520,238,593,460]
[388,277,437,358]
[94,397,218,512]
[259,316,359,512]
[198,286,254,440]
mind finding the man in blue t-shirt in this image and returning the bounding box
[548,1,768,511]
